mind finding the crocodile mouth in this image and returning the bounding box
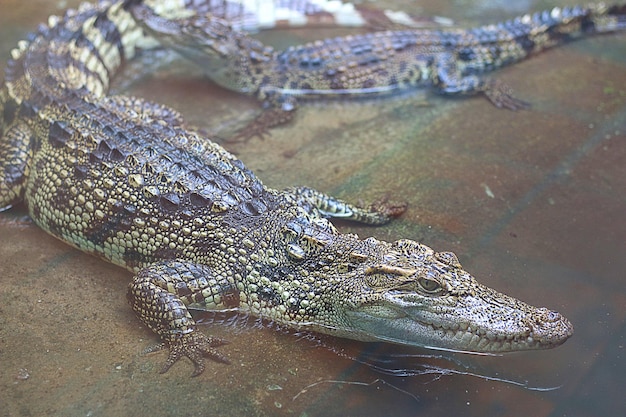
[345,304,574,353]
[415,318,573,352]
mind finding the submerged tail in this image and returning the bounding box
[504,3,626,53]
[585,4,626,33]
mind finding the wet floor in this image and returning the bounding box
[1,1,625,416]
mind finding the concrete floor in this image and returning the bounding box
[1,1,625,416]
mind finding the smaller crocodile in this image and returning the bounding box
[0,0,576,376]
[131,1,626,138]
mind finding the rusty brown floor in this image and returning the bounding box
[1,1,625,416]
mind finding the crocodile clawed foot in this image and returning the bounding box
[229,100,297,142]
[160,332,231,377]
[229,113,284,143]
[483,79,531,111]
[228,120,268,143]
[369,196,408,220]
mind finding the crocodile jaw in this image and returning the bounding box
[344,289,574,353]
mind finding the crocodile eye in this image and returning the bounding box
[286,243,306,261]
[418,277,442,294]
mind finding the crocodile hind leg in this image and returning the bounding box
[0,113,33,211]
[432,53,530,110]
[292,186,407,225]
[229,94,298,142]
[128,260,240,376]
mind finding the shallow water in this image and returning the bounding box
[1,1,625,416]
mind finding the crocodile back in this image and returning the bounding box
[0,0,278,270]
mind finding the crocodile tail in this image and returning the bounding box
[490,4,626,58]
[593,4,626,32]
[7,0,162,102]
[543,3,626,36]
[580,4,626,33]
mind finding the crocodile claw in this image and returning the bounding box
[159,332,231,377]
[369,196,408,220]
[484,79,531,111]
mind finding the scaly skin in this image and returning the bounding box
[0,0,576,376]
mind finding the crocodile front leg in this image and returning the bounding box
[128,260,239,376]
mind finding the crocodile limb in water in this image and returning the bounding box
[0,0,574,376]
[130,1,626,139]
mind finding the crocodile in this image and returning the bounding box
[128,1,626,138]
[0,0,578,376]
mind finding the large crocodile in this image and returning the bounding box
[0,0,591,376]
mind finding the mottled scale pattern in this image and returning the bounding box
[5,0,617,375]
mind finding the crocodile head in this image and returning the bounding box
[323,238,573,353]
